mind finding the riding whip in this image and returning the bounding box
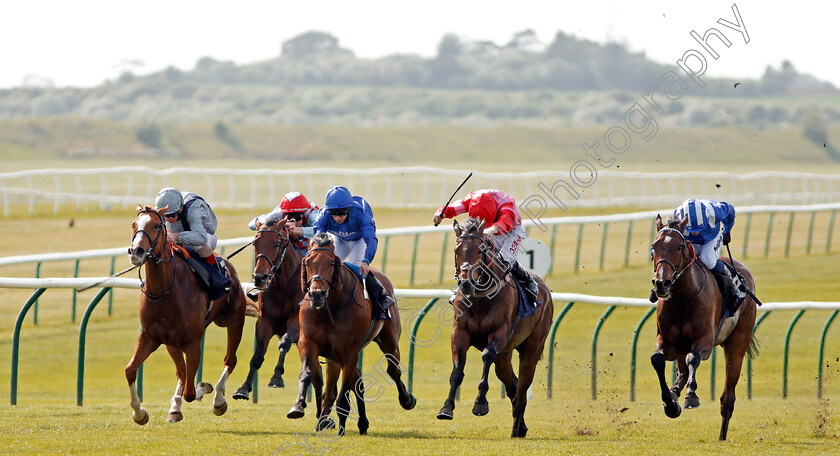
[76,264,140,292]
[225,240,253,260]
[434,172,473,227]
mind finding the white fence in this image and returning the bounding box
[3,167,840,215]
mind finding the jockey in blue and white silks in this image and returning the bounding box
[673,198,745,300]
[313,186,393,320]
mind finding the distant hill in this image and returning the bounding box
[0,30,836,128]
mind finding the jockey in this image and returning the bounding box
[665,198,747,303]
[433,188,539,298]
[313,186,394,320]
[249,191,320,257]
[154,187,231,294]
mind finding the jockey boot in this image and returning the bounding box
[246,288,260,302]
[364,274,394,321]
[711,260,747,302]
[649,288,658,303]
[510,261,540,299]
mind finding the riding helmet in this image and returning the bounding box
[280,192,311,213]
[154,187,183,216]
[468,192,498,224]
[323,186,352,210]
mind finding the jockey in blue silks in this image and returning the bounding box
[651,198,747,303]
[313,186,394,320]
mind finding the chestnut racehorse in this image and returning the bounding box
[233,218,303,400]
[650,214,758,441]
[125,205,246,424]
[436,218,554,438]
[287,233,416,436]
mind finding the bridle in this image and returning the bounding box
[454,233,506,294]
[132,209,176,302]
[302,247,340,299]
[652,227,697,282]
[255,229,290,279]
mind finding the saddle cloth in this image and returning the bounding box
[172,245,231,301]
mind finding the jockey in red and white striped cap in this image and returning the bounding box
[249,192,320,256]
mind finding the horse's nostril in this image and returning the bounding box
[663,280,672,288]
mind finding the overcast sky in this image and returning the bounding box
[2,0,836,89]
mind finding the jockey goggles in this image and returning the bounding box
[328,208,349,216]
[283,212,304,221]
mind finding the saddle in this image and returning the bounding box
[172,245,232,301]
[511,275,542,318]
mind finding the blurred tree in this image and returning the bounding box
[136,123,162,148]
[282,31,349,58]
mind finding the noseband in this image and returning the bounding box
[255,229,290,279]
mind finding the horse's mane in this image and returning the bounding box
[310,232,334,248]
[463,217,483,234]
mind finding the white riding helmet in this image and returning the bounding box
[154,187,183,216]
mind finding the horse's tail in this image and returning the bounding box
[746,332,760,359]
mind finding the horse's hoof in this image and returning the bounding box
[511,423,528,438]
[232,387,250,401]
[133,409,149,425]
[287,404,305,419]
[472,400,489,417]
[684,395,700,409]
[400,394,417,411]
[213,401,228,416]
[167,411,184,423]
[268,376,285,388]
[436,408,454,420]
[196,381,213,400]
[663,402,682,419]
[316,416,335,432]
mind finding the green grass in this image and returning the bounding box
[1,208,839,454]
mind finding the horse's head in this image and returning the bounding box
[128,205,168,266]
[301,233,342,310]
[651,214,692,299]
[452,217,500,299]
[252,218,290,290]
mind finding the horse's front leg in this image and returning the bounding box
[670,357,689,399]
[684,345,709,409]
[651,338,681,419]
[125,331,159,425]
[473,335,503,417]
[270,330,296,388]
[233,318,273,400]
[165,345,188,423]
[333,358,363,437]
[317,360,340,430]
[213,303,244,415]
[437,329,470,420]
[288,339,318,419]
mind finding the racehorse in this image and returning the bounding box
[287,233,416,436]
[233,218,302,400]
[125,205,246,424]
[650,214,758,441]
[436,218,554,438]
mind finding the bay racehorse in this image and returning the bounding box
[650,214,758,441]
[233,218,302,400]
[287,233,416,436]
[125,205,246,424]
[436,218,554,438]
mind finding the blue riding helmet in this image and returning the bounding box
[323,186,353,210]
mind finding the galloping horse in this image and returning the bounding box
[233,218,302,400]
[650,215,758,441]
[436,218,554,438]
[288,233,416,436]
[125,205,246,424]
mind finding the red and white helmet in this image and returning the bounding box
[468,192,498,224]
[280,192,311,214]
